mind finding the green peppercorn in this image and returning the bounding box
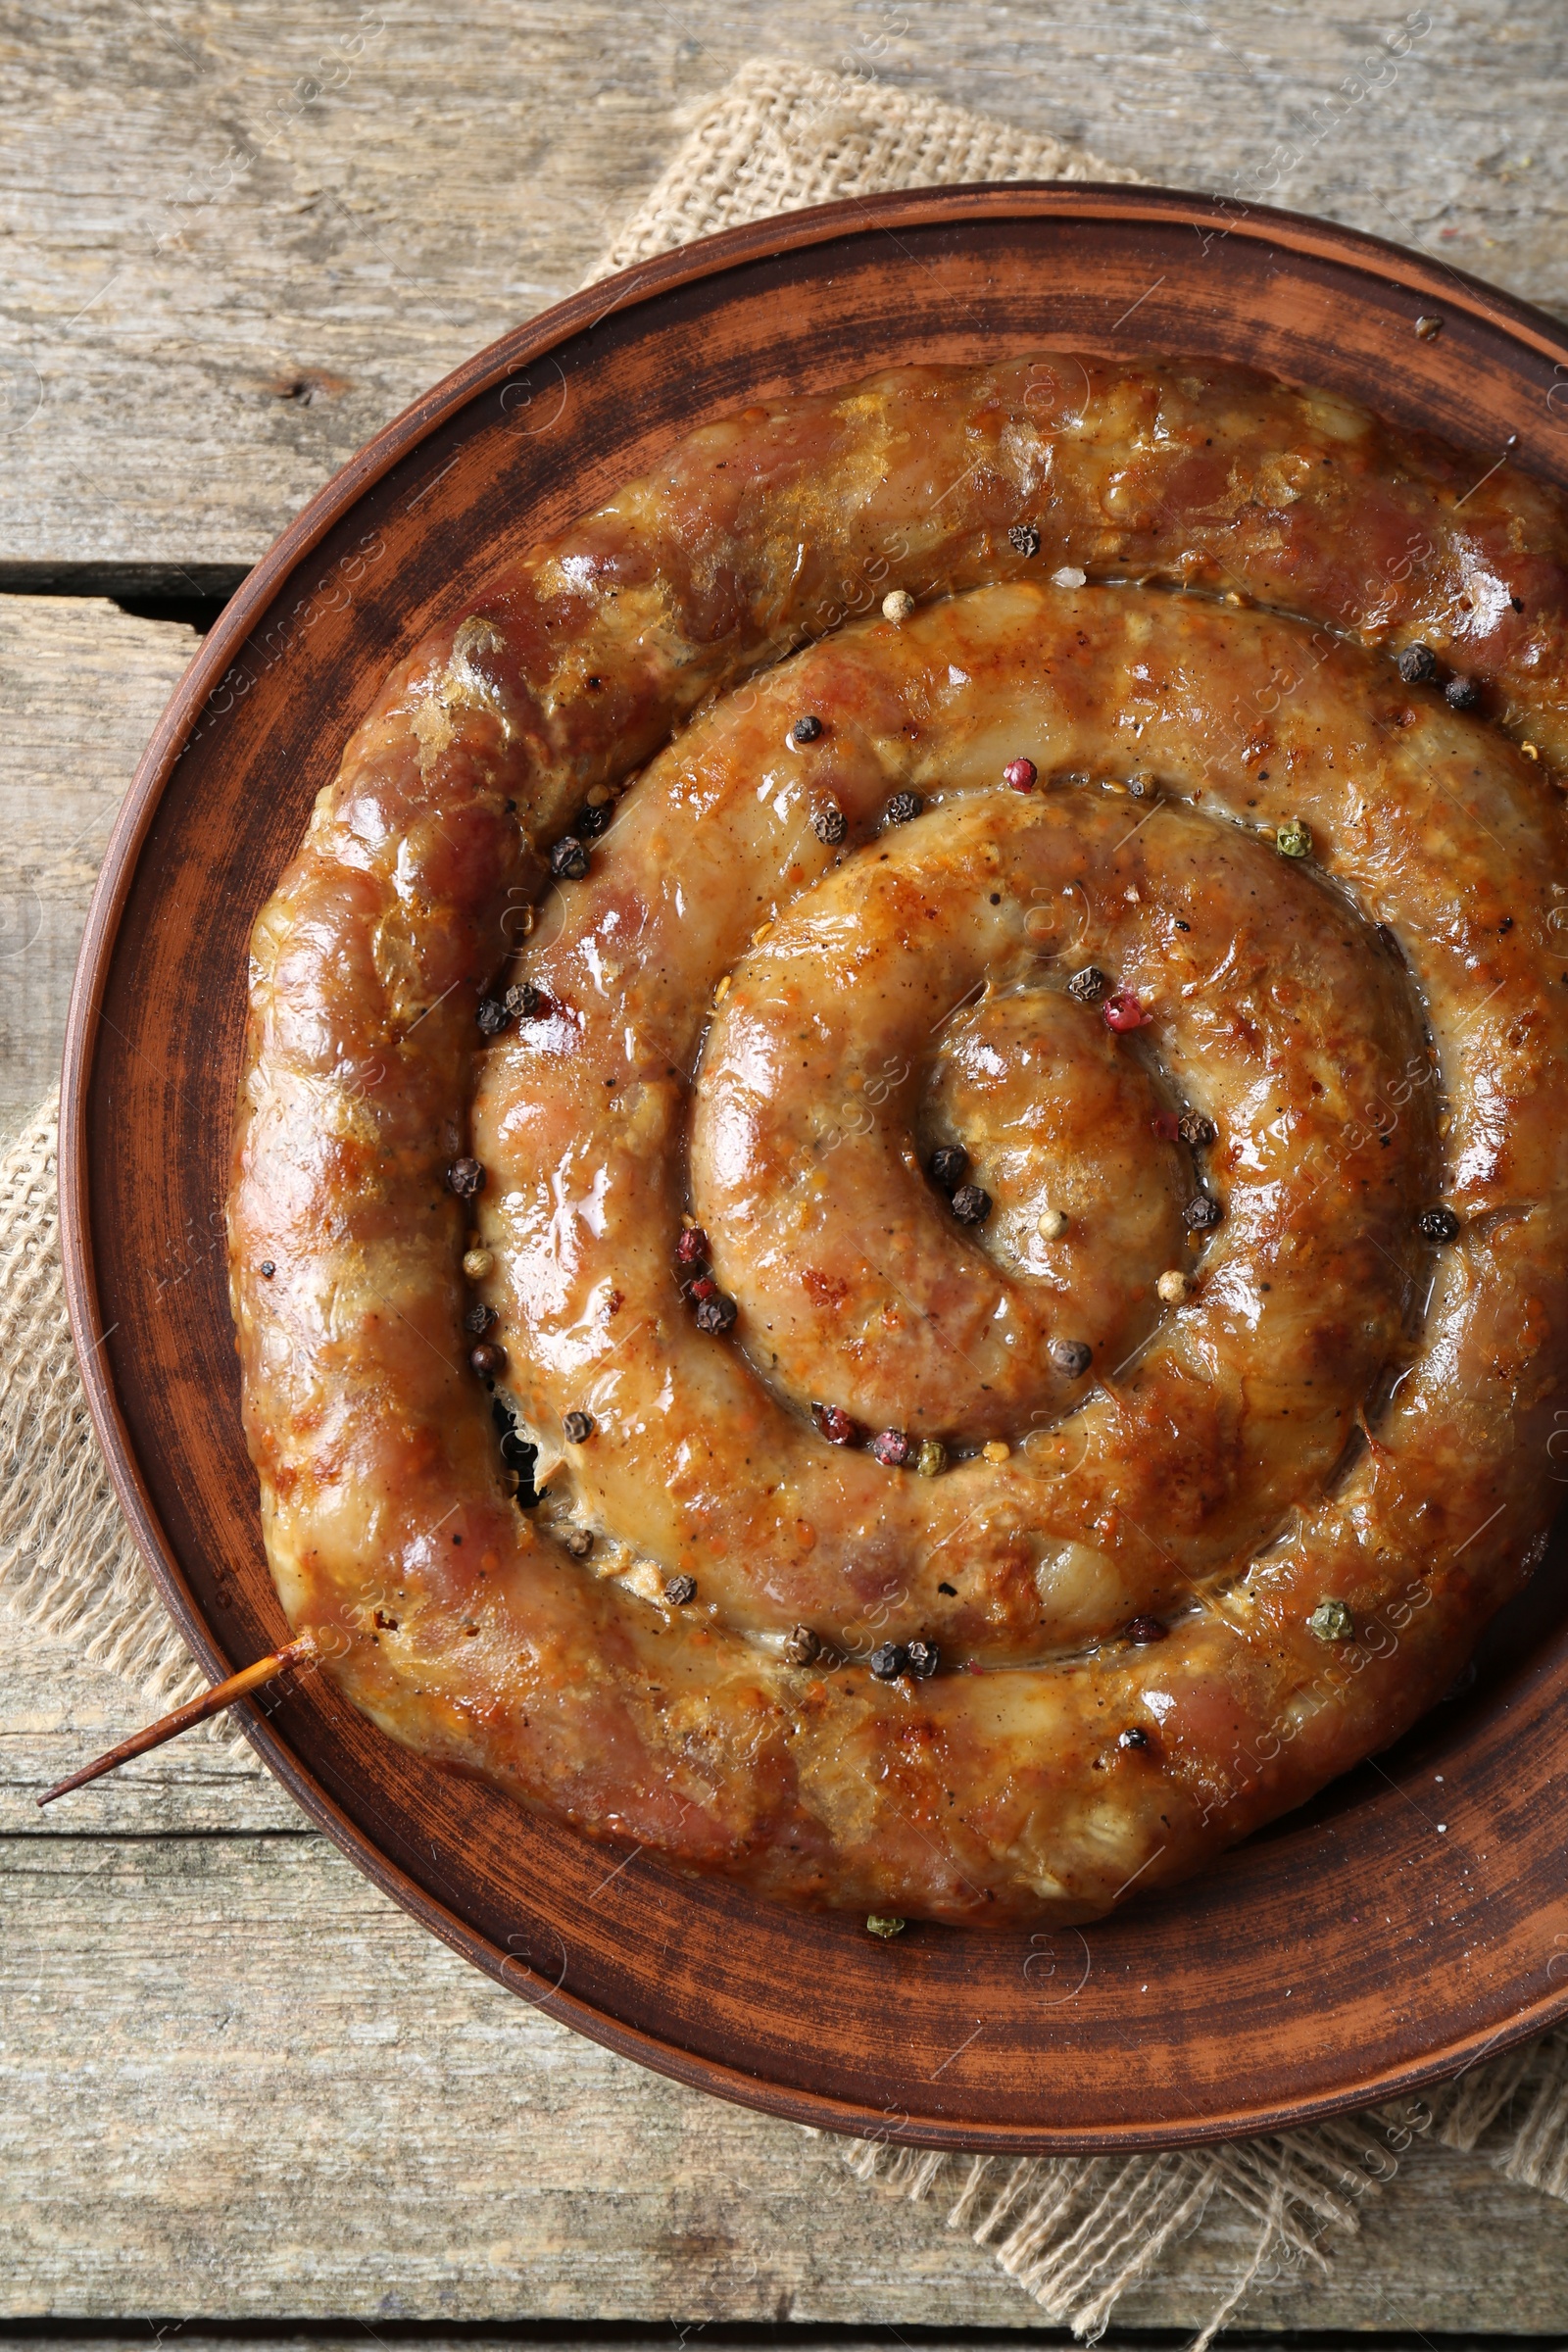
[1308,1598,1354,1642]
[1277,817,1313,859]
[915,1438,947,1478]
[865,1915,906,1939]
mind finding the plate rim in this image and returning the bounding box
[57,179,1568,2153]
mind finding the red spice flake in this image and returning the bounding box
[1003,757,1038,792]
[1103,990,1152,1032]
[1151,1109,1181,1141]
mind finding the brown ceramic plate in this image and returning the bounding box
[60,185,1568,2152]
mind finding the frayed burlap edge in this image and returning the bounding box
[0,1097,215,1720]
[590,55,1143,283]
[6,54,1568,2348]
[845,2043,1568,2340]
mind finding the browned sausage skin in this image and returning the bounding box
[229,357,1568,1924]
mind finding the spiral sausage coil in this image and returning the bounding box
[229,355,1568,1924]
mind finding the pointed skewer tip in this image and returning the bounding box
[36,1628,321,1807]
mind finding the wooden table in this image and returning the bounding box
[5,3,1568,2334]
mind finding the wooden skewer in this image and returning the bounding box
[37,1630,321,1807]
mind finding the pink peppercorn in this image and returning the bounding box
[1003,758,1038,792]
[676,1226,709,1268]
[813,1401,858,1446]
[871,1428,915,1468]
[1103,989,1152,1033]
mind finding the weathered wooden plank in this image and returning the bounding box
[2,1,1566,576]
[0,2342,1535,2352]
[0,595,198,1142]
[4,1633,1568,2330]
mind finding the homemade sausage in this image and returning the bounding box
[229,359,1568,1923]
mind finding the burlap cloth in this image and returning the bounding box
[7,57,1568,2344]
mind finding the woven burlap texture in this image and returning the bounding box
[592,55,1142,275]
[6,54,1568,2347]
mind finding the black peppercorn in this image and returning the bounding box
[576,802,612,838]
[1067,965,1109,1004]
[1445,673,1482,710]
[1419,1204,1461,1243]
[1049,1337,1093,1379]
[905,1638,940,1680]
[1007,523,1042,557]
[1177,1110,1216,1148]
[812,805,848,846]
[1396,642,1440,685]
[871,1428,914,1468]
[884,791,923,826]
[464,1302,497,1336]
[505,981,544,1020]
[259,1261,275,1279]
[563,1410,595,1444]
[950,1182,992,1226]
[869,1642,910,1682]
[564,1529,595,1559]
[1118,1725,1151,1750]
[476,997,510,1035]
[551,835,590,880]
[784,1624,822,1667]
[1126,1614,1167,1643]
[447,1156,485,1199]
[928,1144,968,1191]
[664,1574,697,1605]
[693,1286,738,1334]
[469,1342,505,1377]
[1184,1193,1223,1231]
[791,714,824,745]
